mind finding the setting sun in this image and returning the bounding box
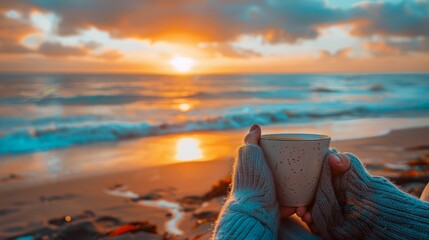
[175,137,203,161]
[170,56,195,73]
[178,103,191,112]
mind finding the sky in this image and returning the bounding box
[0,0,428,74]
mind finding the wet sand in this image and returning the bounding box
[0,126,428,239]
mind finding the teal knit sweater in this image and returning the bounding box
[213,144,429,239]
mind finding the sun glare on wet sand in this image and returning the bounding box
[175,137,203,161]
[170,56,195,73]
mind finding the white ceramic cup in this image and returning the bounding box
[260,133,331,207]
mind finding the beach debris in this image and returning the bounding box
[192,232,212,240]
[95,216,123,228]
[132,192,163,201]
[0,173,23,183]
[192,211,219,225]
[0,208,19,216]
[106,183,125,191]
[407,154,429,167]
[47,210,95,227]
[106,221,157,237]
[177,176,231,208]
[405,145,429,151]
[105,185,184,235]
[8,226,56,240]
[56,221,100,240]
[202,177,231,201]
[40,193,77,203]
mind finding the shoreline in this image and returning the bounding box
[1,117,428,189]
[0,118,429,191]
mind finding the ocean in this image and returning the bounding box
[1,73,429,156]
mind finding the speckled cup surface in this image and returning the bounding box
[260,133,330,207]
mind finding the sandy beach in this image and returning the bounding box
[1,124,428,239]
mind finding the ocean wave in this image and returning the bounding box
[1,104,429,155]
[311,84,385,93]
[0,86,387,106]
[0,94,162,105]
[187,89,306,99]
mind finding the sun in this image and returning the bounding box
[170,56,195,73]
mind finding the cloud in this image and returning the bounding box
[366,38,429,55]
[349,1,429,38]
[38,42,88,57]
[0,13,36,54]
[365,41,401,56]
[2,0,428,48]
[95,50,123,61]
[319,48,352,58]
[1,0,349,44]
[201,43,261,58]
[1,0,429,61]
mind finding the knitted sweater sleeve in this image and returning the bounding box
[312,151,429,240]
[212,144,279,240]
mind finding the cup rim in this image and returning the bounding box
[260,133,330,141]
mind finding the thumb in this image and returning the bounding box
[327,153,351,176]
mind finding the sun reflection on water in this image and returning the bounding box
[175,137,203,161]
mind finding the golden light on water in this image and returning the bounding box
[170,56,195,73]
[178,103,191,112]
[175,137,203,161]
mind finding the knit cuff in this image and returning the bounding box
[213,144,279,239]
[312,151,429,240]
[231,144,277,205]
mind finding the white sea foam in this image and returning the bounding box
[104,187,184,235]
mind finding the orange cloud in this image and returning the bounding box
[0,14,36,53]
[38,42,88,57]
[365,42,400,56]
[319,48,352,59]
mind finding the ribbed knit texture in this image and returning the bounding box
[213,144,279,240]
[312,150,429,240]
[213,146,429,239]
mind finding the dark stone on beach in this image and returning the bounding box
[107,183,125,191]
[132,192,163,201]
[106,221,157,237]
[48,210,95,226]
[56,221,100,240]
[0,173,23,183]
[193,211,219,225]
[405,145,429,151]
[0,208,19,216]
[8,226,56,240]
[202,177,231,201]
[182,207,197,212]
[95,216,122,227]
[179,195,205,205]
[389,175,429,185]
[162,232,188,240]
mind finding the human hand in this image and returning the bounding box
[280,151,351,234]
[310,151,429,239]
